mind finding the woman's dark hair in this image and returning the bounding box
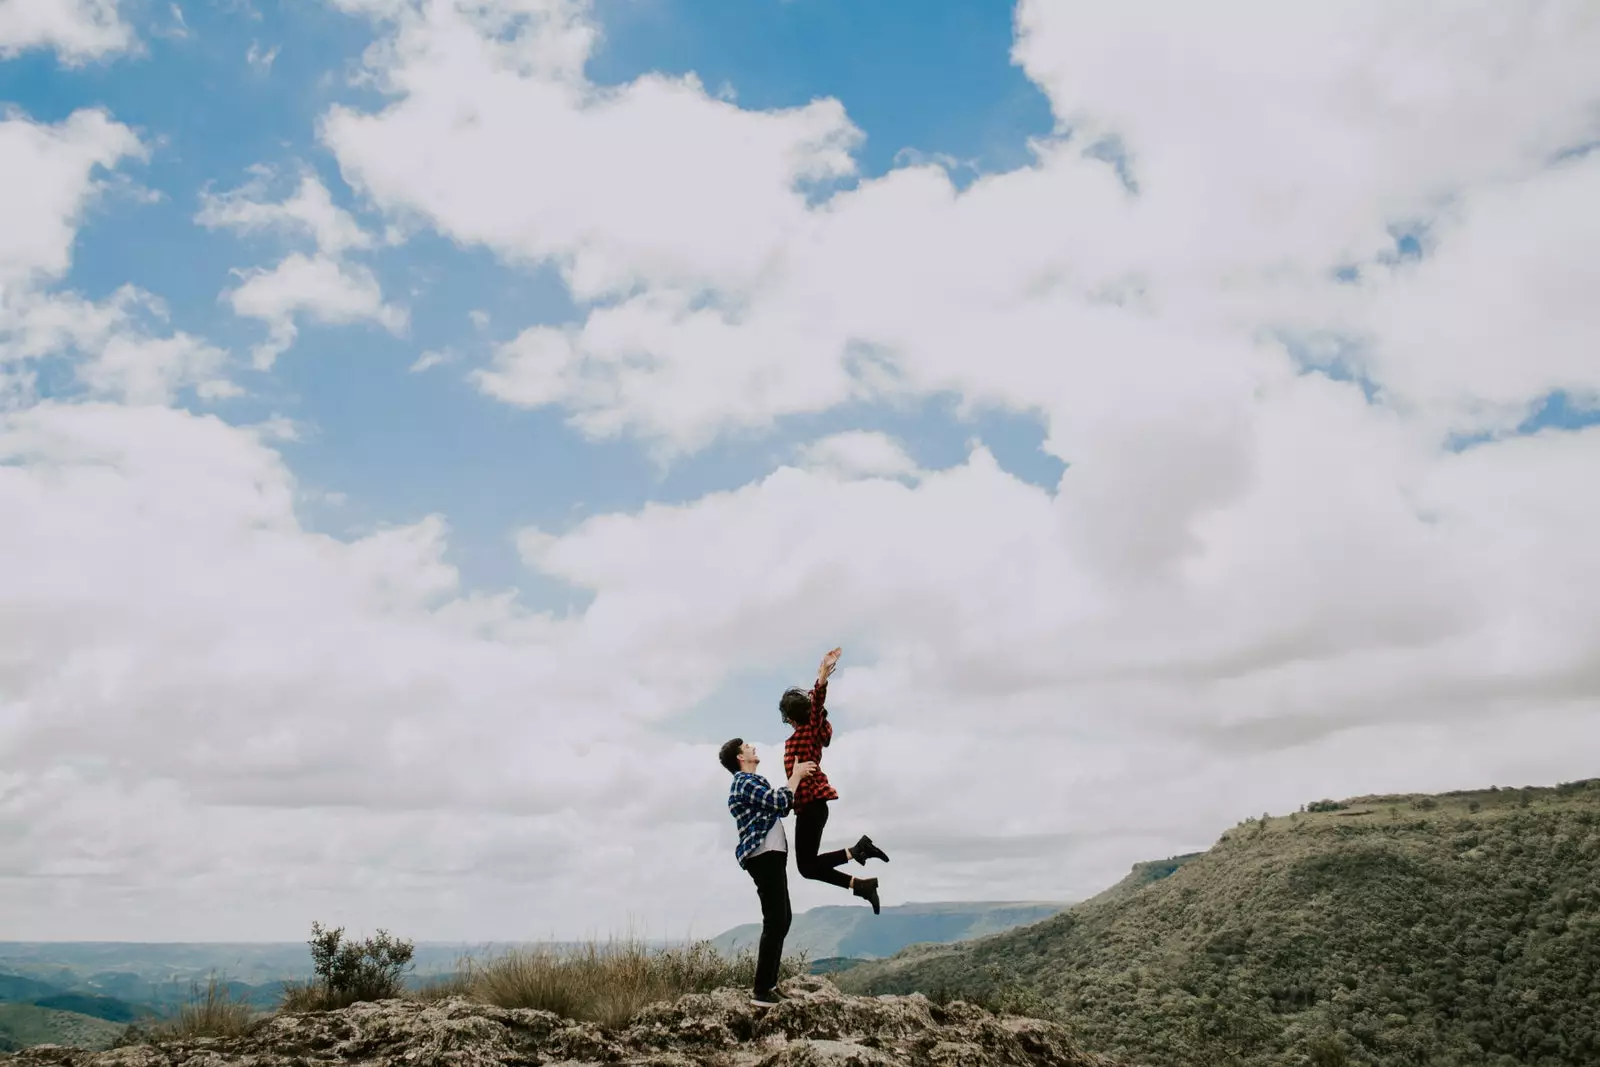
[779,687,813,726]
[719,738,745,774]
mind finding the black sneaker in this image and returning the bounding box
[852,876,881,915]
[750,990,780,1008]
[852,835,890,865]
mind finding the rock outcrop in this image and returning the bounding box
[0,977,1129,1067]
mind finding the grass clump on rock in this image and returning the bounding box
[262,922,805,1030]
[112,973,260,1047]
[456,937,806,1028]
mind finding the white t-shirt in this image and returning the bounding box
[748,814,788,859]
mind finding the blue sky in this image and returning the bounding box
[6,0,1600,942]
[12,0,1586,607]
[2,0,1064,599]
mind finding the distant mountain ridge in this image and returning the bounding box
[711,900,1066,961]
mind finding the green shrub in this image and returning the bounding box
[282,922,415,1011]
[1306,1031,1351,1066]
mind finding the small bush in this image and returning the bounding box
[1307,800,1347,813]
[282,922,415,1011]
[1412,797,1438,811]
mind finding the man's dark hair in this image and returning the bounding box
[718,738,745,775]
[779,687,812,726]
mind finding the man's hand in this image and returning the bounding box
[817,647,842,685]
[787,760,818,790]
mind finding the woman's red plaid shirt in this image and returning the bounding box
[783,680,839,806]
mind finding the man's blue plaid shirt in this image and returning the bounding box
[728,771,793,867]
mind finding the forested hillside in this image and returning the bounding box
[839,780,1600,1067]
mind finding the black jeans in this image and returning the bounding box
[793,800,853,890]
[743,850,791,995]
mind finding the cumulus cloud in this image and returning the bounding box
[5,287,231,404]
[324,0,1600,455]
[198,170,373,256]
[225,253,406,368]
[323,0,858,306]
[0,108,143,286]
[0,111,235,403]
[198,170,406,367]
[0,393,786,937]
[0,0,135,65]
[1351,153,1600,431]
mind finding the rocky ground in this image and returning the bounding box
[0,977,1131,1067]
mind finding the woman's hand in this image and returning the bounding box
[817,647,842,684]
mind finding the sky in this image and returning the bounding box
[1,0,1598,943]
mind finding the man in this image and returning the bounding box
[719,736,815,1007]
[781,646,890,914]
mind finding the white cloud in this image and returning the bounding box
[199,171,405,367]
[503,408,1600,902]
[0,397,780,937]
[0,108,144,285]
[794,431,918,480]
[157,3,190,40]
[0,0,135,64]
[322,0,860,305]
[323,0,1600,458]
[409,347,454,373]
[1350,153,1600,430]
[0,111,235,404]
[5,285,234,405]
[246,40,278,70]
[226,252,407,368]
[198,170,373,256]
[77,330,229,405]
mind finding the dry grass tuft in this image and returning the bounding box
[408,956,476,1004]
[156,972,260,1040]
[457,937,806,1028]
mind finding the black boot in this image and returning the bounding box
[851,835,889,865]
[852,876,881,915]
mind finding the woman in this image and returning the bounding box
[781,646,890,913]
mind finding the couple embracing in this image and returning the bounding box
[717,646,890,1007]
